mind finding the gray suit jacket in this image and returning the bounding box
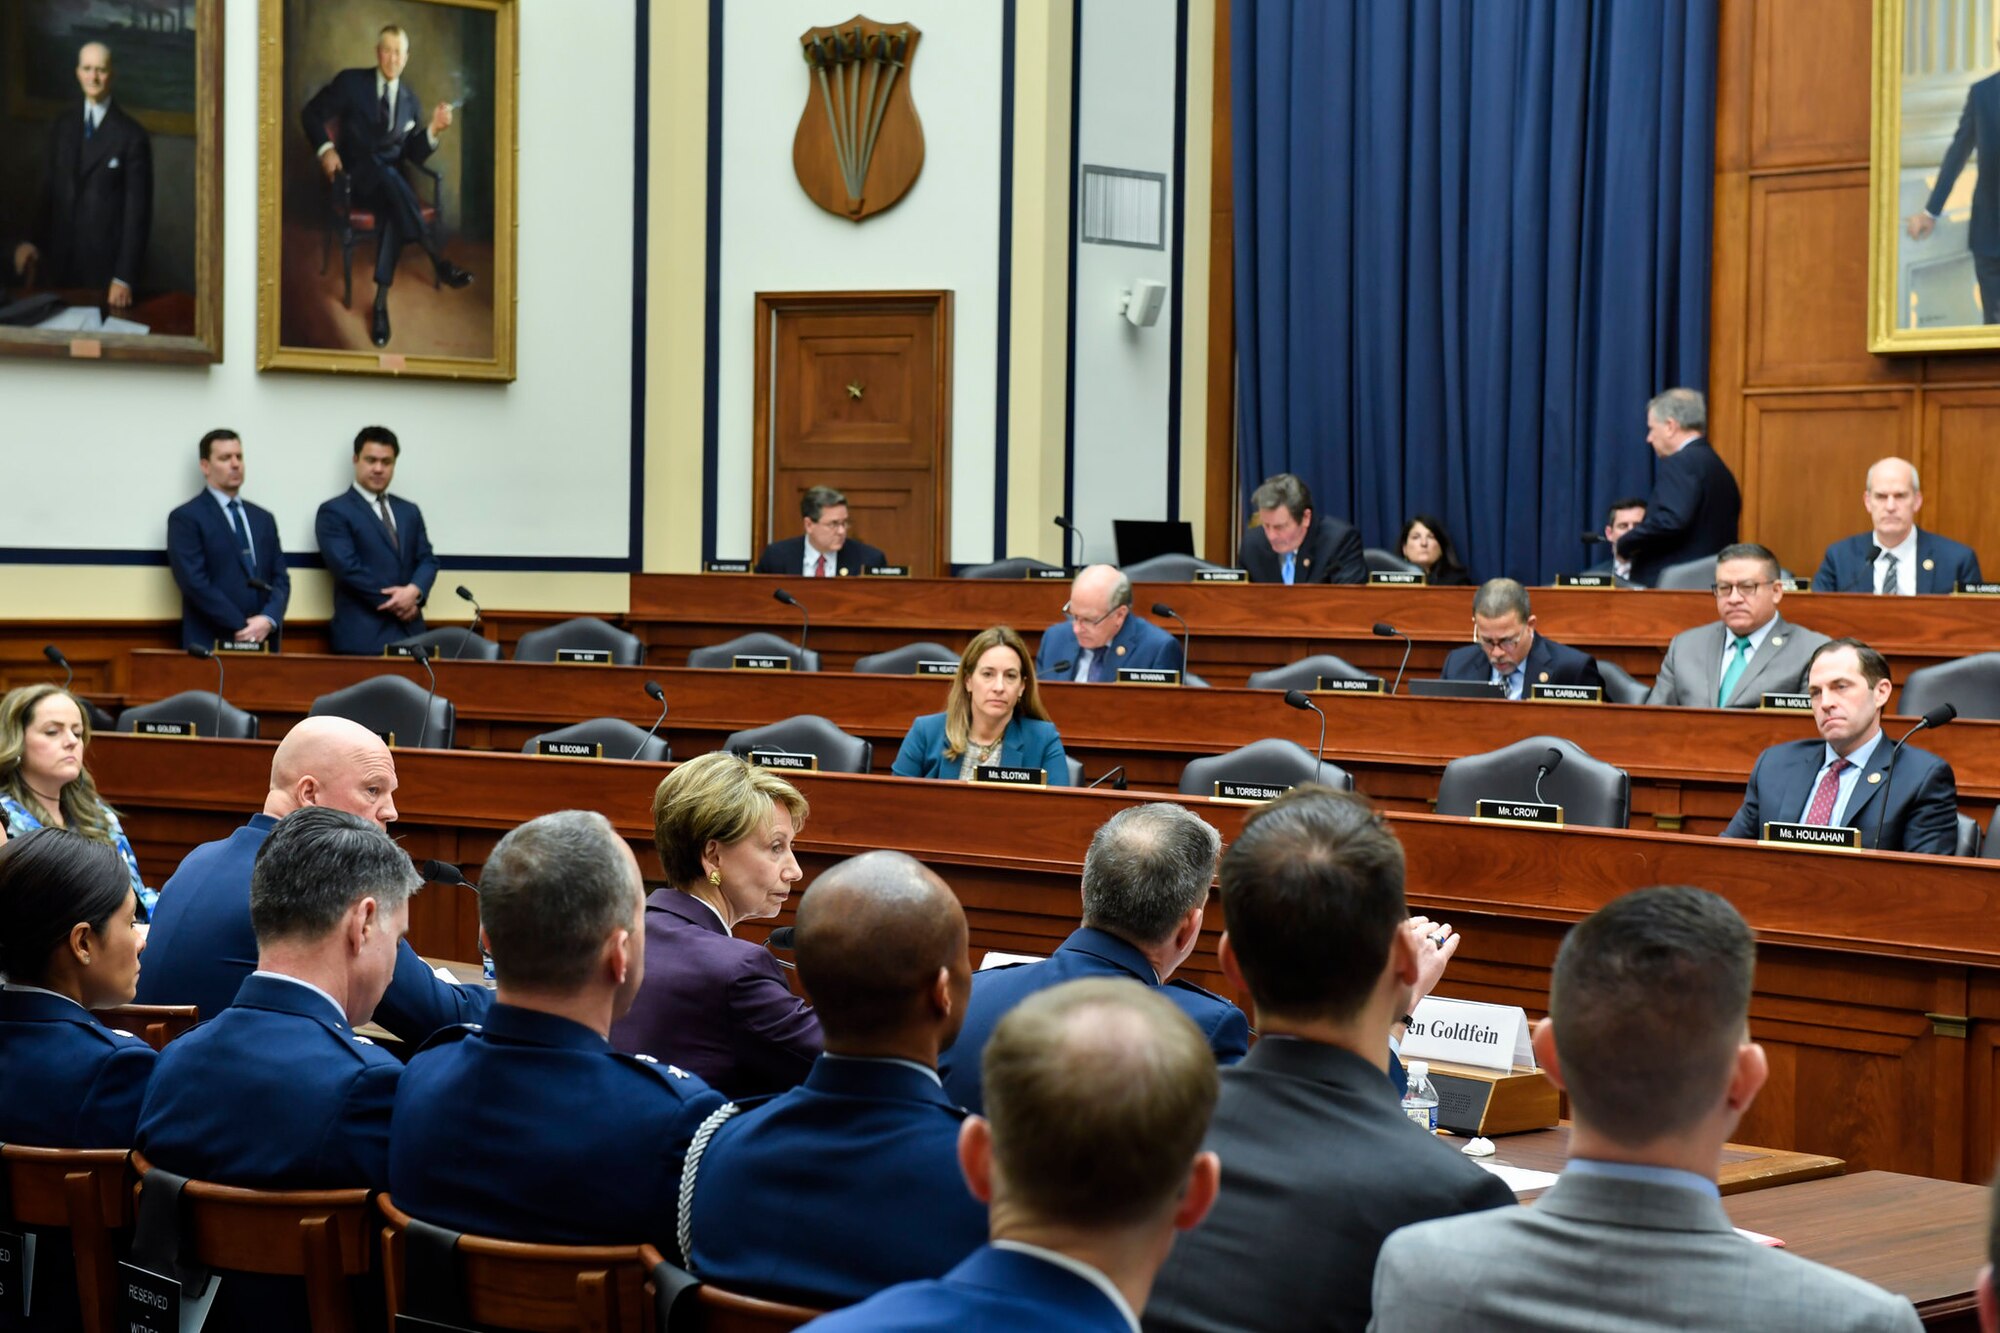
[1369,1172,1923,1333]
[1645,614,1830,708]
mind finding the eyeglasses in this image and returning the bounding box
[1474,628,1529,652]
[811,517,851,530]
[1062,602,1123,628]
[1712,580,1771,599]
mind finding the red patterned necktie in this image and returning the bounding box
[814,554,827,577]
[1803,758,1850,824]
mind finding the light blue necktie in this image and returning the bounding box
[1504,668,1522,699]
[1282,552,1295,585]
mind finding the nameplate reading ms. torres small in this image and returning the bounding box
[1760,822,1861,850]
[975,766,1046,786]
[535,740,602,758]
[135,720,197,738]
[748,750,818,771]
[1760,692,1813,712]
[1213,780,1291,803]
[1194,568,1250,583]
[1116,667,1181,685]
[1368,570,1426,585]
[1473,799,1564,827]
[731,654,792,671]
[861,565,910,577]
[915,660,958,676]
[1528,683,1602,704]
[1316,676,1384,693]
[1553,573,1615,588]
[555,648,613,665]
[703,560,753,574]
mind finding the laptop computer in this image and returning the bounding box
[1406,679,1508,700]
[1113,519,1196,566]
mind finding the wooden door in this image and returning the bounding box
[753,291,952,576]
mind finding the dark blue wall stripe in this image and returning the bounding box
[0,550,632,573]
[1060,0,1084,538]
[1165,0,1189,520]
[629,0,650,571]
[992,0,1018,562]
[700,0,726,563]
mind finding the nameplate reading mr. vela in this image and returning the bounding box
[731,654,792,671]
[1760,822,1861,850]
[1473,799,1563,826]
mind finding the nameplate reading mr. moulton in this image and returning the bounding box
[975,766,1046,787]
[1528,683,1602,704]
[1760,822,1862,850]
[1472,799,1564,827]
[1760,692,1813,712]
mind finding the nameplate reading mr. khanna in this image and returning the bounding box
[975,765,1046,786]
[1368,570,1425,585]
[135,720,197,738]
[1760,821,1861,850]
[1117,667,1181,685]
[1528,683,1601,704]
[915,660,958,676]
[535,740,602,758]
[731,654,792,671]
[1316,676,1385,693]
[1194,567,1250,582]
[748,750,818,772]
[1473,799,1564,827]
[1214,780,1291,803]
[1759,692,1813,712]
[555,647,613,665]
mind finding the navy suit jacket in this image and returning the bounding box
[1615,439,1742,589]
[1439,636,1603,694]
[301,67,436,201]
[938,927,1249,1115]
[1035,611,1184,680]
[1812,530,1982,594]
[39,99,151,288]
[687,1057,987,1306]
[891,712,1069,783]
[1926,71,2000,256]
[609,889,823,1098]
[0,987,155,1148]
[1721,737,1959,855]
[804,1245,1135,1333]
[1237,513,1368,584]
[136,974,402,1189]
[315,488,440,654]
[753,534,888,575]
[166,492,290,652]
[135,813,492,1039]
[390,1004,724,1248]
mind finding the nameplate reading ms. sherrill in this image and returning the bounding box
[748,750,818,772]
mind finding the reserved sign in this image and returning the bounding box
[703,560,753,574]
[116,1259,220,1333]
[1116,667,1181,685]
[1316,676,1385,693]
[1956,581,2000,596]
[861,565,910,577]
[214,639,271,653]
[135,720,197,738]
[1401,996,1536,1073]
[535,740,602,758]
[1213,780,1291,802]
[731,654,792,671]
[554,647,613,665]
[915,660,959,676]
[1760,692,1812,712]
[1194,568,1250,582]
[1528,683,1601,704]
[0,1227,30,1318]
[1368,570,1425,585]
[975,765,1046,786]
[1760,821,1861,850]
[1553,573,1615,588]
[1473,799,1564,827]
[749,750,818,772]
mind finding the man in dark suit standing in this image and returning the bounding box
[20,42,151,308]
[1723,639,1959,854]
[301,24,473,348]
[1235,472,1367,584]
[166,429,290,652]
[1812,457,1982,594]
[1615,388,1741,588]
[1908,70,2000,322]
[314,425,439,655]
[753,485,887,575]
[1439,578,1603,697]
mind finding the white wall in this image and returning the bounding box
[0,2,635,565]
[715,0,1003,564]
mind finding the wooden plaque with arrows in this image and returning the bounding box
[794,18,925,222]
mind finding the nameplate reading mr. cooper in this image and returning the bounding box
[861,565,910,577]
[975,766,1046,786]
[555,648,613,665]
[1760,822,1861,850]
[1214,780,1291,803]
[731,654,792,671]
[1116,668,1181,685]
[136,720,197,738]
[1759,692,1813,712]
[1368,570,1425,586]
[915,660,959,676]
[1194,568,1250,582]
[703,560,753,574]
[1473,799,1564,827]
[214,639,271,653]
[1316,676,1385,693]
[1553,573,1614,588]
[535,740,602,758]
[1528,683,1602,704]
[748,750,818,771]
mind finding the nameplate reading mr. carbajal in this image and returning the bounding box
[1116,667,1181,685]
[1760,821,1861,850]
[1473,799,1563,826]
[975,765,1046,786]
[1528,683,1601,704]
[536,740,602,758]
[731,654,792,671]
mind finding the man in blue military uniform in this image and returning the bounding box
[389,810,724,1248]
[683,851,988,1305]
[165,429,291,652]
[940,803,1245,1114]
[1035,565,1184,682]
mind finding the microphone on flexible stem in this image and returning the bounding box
[1284,689,1328,788]
[421,859,473,889]
[1052,516,1083,571]
[1086,765,1128,791]
[407,644,438,750]
[1052,660,1074,680]
[454,585,484,660]
[1151,603,1191,684]
[1372,622,1414,695]
[773,587,809,654]
[186,644,225,738]
[43,644,72,691]
[1534,747,1564,805]
[633,679,670,760]
[1873,703,1956,850]
[246,576,273,594]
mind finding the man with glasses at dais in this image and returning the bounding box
[1033,564,1184,683]
[1438,579,1602,699]
[1647,544,1829,709]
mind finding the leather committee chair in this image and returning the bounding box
[1120,553,1225,582]
[117,690,260,740]
[852,641,959,674]
[523,718,670,763]
[1177,738,1354,796]
[321,116,443,310]
[308,675,456,750]
[724,715,872,774]
[687,633,820,672]
[98,1003,201,1051]
[1596,660,1652,705]
[513,617,645,667]
[957,557,1064,579]
[1956,813,1983,858]
[1244,655,1382,692]
[1065,755,1086,787]
[2,1145,134,1333]
[1435,735,1630,829]
[1983,808,2000,860]
[1900,652,2000,721]
[1364,548,1426,576]
[390,626,501,662]
[1651,555,1720,591]
[643,1245,823,1333]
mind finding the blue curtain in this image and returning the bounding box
[1232,0,1716,584]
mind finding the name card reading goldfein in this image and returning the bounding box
[1760,692,1812,712]
[1316,676,1385,693]
[1957,581,2000,596]
[135,720,197,738]
[215,639,271,653]
[703,560,753,574]
[1368,570,1425,585]
[1553,573,1614,588]
[748,750,818,772]
[555,647,612,665]
[975,765,1046,786]
[915,660,958,676]
[1760,821,1861,850]
[1116,667,1181,685]
[536,740,603,758]
[1473,799,1563,826]
[1194,568,1250,582]
[1214,780,1291,802]
[1400,996,1536,1073]
[861,565,910,577]
[1528,683,1601,704]
[731,654,792,671]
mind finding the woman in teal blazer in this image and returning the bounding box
[892,626,1070,784]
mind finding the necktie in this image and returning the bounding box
[1502,668,1522,700]
[1282,552,1295,585]
[1717,635,1752,706]
[1878,553,1898,595]
[228,499,254,571]
[381,83,393,132]
[377,496,400,551]
[1089,650,1112,683]
[1803,758,1851,825]
[814,554,827,577]
[84,109,95,140]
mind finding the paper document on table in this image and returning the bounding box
[33,306,101,331]
[979,950,1045,970]
[101,315,150,334]
[1473,1161,1560,1195]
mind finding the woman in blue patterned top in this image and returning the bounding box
[0,684,151,913]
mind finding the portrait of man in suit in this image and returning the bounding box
[22,40,151,309]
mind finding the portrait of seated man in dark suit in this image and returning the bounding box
[19,41,152,309]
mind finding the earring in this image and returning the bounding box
[708,869,722,888]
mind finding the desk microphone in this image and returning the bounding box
[186,644,227,738]
[1534,747,1564,805]
[773,587,810,653]
[1372,622,1413,695]
[763,925,800,969]
[407,644,439,750]
[450,585,484,658]
[1085,765,1128,791]
[1151,602,1192,683]
[1051,660,1075,680]
[1283,689,1328,788]
[633,679,670,760]
[421,859,473,889]
[1873,704,1955,850]
[43,644,72,691]
[1053,515,1083,571]
[1581,530,1609,545]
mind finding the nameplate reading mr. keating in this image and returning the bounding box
[1553,573,1614,588]
[1760,822,1861,850]
[915,660,959,676]
[975,765,1046,786]
[1473,799,1564,827]
[703,560,753,574]
[135,720,197,738]
[215,639,272,653]
[1317,676,1385,693]
[1759,692,1813,712]
[535,740,602,758]
[1116,667,1181,685]
[731,654,792,671]
[555,648,613,665]
[861,565,910,577]
[748,750,818,771]
[1528,683,1601,704]
[1368,570,1426,585]
[1194,568,1250,582]
[1214,780,1291,803]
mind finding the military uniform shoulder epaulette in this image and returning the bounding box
[414,1021,483,1054]
[613,1050,703,1089]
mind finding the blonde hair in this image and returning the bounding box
[651,751,809,888]
[943,626,1049,761]
[0,685,118,847]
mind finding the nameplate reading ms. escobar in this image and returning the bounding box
[975,765,1046,786]
[914,660,958,676]
[1026,567,1070,580]
[1759,692,1813,712]
[1368,570,1425,585]
[1317,676,1385,693]
[535,740,602,758]
[1528,683,1602,704]
[1117,667,1181,685]
[731,654,792,671]
[703,560,753,574]
[1194,568,1250,582]
[135,720,197,738]
[1553,573,1614,588]
[748,750,818,772]
[1956,581,2000,596]
[861,565,910,577]
[215,639,272,653]
[555,648,613,665]
[1760,822,1861,850]
[1214,780,1291,803]
[1473,799,1564,827]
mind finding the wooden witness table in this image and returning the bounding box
[1438,1122,1845,1199]
[86,735,2000,1186]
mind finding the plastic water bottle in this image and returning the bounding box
[1402,1060,1440,1131]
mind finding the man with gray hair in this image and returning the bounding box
[754,484,888,576]
[136,806,416,1189]
[1034,563,1185,682]
[389,810,724,1248]
[1812,456,1982,594]
[1236,471,1367,584]
[1614,387,1742,589]
[939,802,1245,1113]
[1439,578,1602,698]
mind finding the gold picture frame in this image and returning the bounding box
[256,0,516,380]
[1869,0,2000,352]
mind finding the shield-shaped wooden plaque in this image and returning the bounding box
[794,18,925,222]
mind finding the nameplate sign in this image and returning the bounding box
[1778,578,1811,592]
[1401,996,1535,1073]
[1213,780,1291,803]
[1194,567,1250,583]
[213,639,271,654]
[0,1228,31,1318]
[117,1260,220,1333]
[383,644,421,658]
[1759,692,1813,712]
[535,740,602,758]
[1956,581,2000,596]
[731,654,792,671]
[1316,676,1385,693]
[1528,683,1602,704]
[1368,570,1426,585]
[975,765,1047,787]
[1116,667,1181,685]
[554,647,613,665]
[748,750,818,772]
[1553,573,1615,588]
[1760,821,1861,850]
[1026,567,1071,580]
[703,560,753,574]
[915,659,959,677]
[1472,799,1563,827]
[135,720,198,738]
[861,565,909,577]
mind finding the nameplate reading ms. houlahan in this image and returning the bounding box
[1213,780,1291,803]
[975,765,1046,786]
[535,740,602,758]
[1472,799,1564,827]
[1316,676,1385,693]
[1760,822,1861,850]
[1116,667,1181,685]
[731,654,792,671]
[748,750,818,772]
[555,647,613,665]
[1528,683,1601,704]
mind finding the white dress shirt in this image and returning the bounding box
[1874,529,1917,596]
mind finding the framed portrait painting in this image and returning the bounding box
[0,0,223,364]
[257,0,516,380]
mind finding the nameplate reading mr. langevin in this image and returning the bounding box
[535,740,603,758]
[1528,683,1602,704]
[1473,799,1564,827]
[1759,692,1813,712]
[703,560,753,574]
[732,654,792,671]
[1213,780,1291,803]
[1317,676,1385,693]
[861,565,910,577]
[1368,570,1426,586]
[748,750,818,771]
[1956,581,2000,596]
[1760,822,1861,850]
[555,648,613,665]
[135,720,198,738]
[1117,668,1181,685]
[915,660,959,676]
[1553,573,1615,588]
[975,765,1047,787]
[215,639,272,654]
[1194,568,1250,583]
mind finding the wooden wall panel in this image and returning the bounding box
[1748,0,1874,168]
[1747,173,1914,388]
[1924,391,2000,570]
[1743,392,1914,573]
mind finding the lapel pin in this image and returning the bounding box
[1538,671,1549,682]
[1923,558,1935,571]
[1115,645,1127,657]
[1772,635,1785,646]
[1867,772,1883,785]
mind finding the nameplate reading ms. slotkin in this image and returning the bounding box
[975,766,1046,787]
[1760,822,1861,850]
[1472,799,1564,827]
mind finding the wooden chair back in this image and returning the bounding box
[0,1145,133,1333]
[97,1003,201,1050]
[636,1245,822,1333]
